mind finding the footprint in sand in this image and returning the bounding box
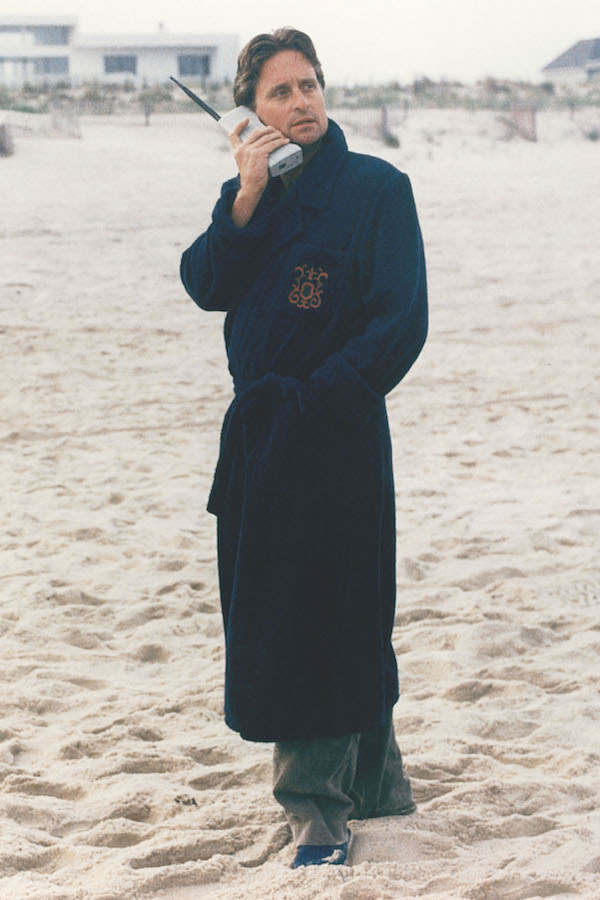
[129,726,165,742]
[339,876,393,899]
[128,828,258,869]
[467,622,561,661]
[60,735,112,759]
[544,578,600,609]
[60,627,106,650]
[184,745,234,766]
[157,559,188,572]
[395,606,448,627]
[473,814,556,841]
[411,779,457,802]
[443,680,495,702]
[476,663,580,696]
[18,696,66,716]
[65,676,108,690]
[349,822,457,866]
[0,844,64,877]
[408,758,472,803]
[2,774,85,800]
[473,717,540,741]
[67,527,115,544]
[105,797,156,824]
[453,567,525,592]
[116,604,168,630]
[218,761,272,789]
[235,822,291,868]
[48,588,104,607]
[131,643,171,664]
[104,752,188,776]
[187,761,272,792]
[188,768,236,790]
[468,874,577,900]
[75,818,153,849]
[156,583,182,596]
[402,552,442,581]
[3,800,67,835]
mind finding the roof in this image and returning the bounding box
[543,38,600,71]
[0,16,77,27]
[75,33,236,50]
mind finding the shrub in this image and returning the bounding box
[0,123,15,157]
[582,127,599,141]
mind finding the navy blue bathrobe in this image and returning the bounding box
[180,119,427,742]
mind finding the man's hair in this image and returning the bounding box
[233,27,325,109]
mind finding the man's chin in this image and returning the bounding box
[289,122,327,147]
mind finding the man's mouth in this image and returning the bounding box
[292,118,315,126]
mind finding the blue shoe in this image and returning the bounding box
[292,831,351,868]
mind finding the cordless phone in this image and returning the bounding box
[170,76,303,177]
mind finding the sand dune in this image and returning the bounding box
[1,108,599,899]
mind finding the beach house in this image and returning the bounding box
[0,16,238,87]
[542,39,600,84]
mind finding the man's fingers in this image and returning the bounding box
[228,121,291,193]
[246,132,290,151]
[243,125,281,142]
[231,123,289,146]
[228,118,249,149]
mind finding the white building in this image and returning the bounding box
[72,32,238,87]
[0,16,238,87]
[542,38,600,86]
[0,16,76,85]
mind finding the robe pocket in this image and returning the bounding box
[262,244,348,373]
[278,243,346,322]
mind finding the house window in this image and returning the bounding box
[104,55,137,75]
[0,25,69,45]
[34,57,69,75]
[178,54,211,78]
[32,26,70,45]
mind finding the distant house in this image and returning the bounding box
[0,16,76,85]
[72,33,238,87]
[542,38,600,85]
[0,16,238,87]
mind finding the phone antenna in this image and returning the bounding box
[170,76,221,120]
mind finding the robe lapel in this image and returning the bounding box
[248,119,348,274]
[265,202,303,258]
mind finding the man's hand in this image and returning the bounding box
[228,119,289,228]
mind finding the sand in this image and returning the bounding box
[1,106,599,900]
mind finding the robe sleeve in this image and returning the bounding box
[180,178,270,312]
[307,172,428,427]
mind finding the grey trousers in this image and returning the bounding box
[272,712,415,845]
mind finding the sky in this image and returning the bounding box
[4,0,599,84]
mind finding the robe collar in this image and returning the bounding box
[288,118,348,210]
[238,119,348,257]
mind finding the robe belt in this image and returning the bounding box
[207,373,284,515]
[207,372,325,516]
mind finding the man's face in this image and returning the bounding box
[253,49,328,148]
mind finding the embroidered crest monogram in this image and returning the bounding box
[288,264,329,310]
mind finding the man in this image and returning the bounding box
[180,27,427,868]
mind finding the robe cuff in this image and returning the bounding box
[211,184,270,248]
[308,353,383,428]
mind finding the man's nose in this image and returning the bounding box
[291,87,309,108]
